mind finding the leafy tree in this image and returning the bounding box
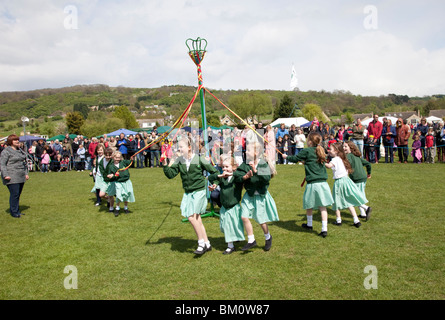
[273,94,294,120]
[73,103,89,119]
[65,111,85,134]
[113,105,139,129]
[39,121,56,137]
[228,92,272,122]
[302,103,327,123]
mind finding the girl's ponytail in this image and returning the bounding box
[315,145,327,164]
[308,132,327,164]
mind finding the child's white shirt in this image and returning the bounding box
[330,156,348,179]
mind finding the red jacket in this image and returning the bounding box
[426,135,434,148]
[367,120,383,141]
[89,142,98,158]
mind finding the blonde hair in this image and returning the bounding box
[248,141,277,178]
[112,150,123,159]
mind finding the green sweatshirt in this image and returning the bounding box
[286,147,328,184]
[163,155,218,193]
[346,153,371,183]
[208,173,243,209]
[104,159,132,182]
[233,159,271,196]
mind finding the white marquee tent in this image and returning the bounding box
[361,116,398,126]
[270,117,309,128]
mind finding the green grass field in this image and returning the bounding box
[0,162,444,300]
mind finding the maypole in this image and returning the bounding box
[186,37,209,156]
[185,37,219,220]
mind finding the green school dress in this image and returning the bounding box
[208,173,245,243]
[287,147,334,209]
[164,155,218,218]
[105,160,135,203]
[233,159,279,224]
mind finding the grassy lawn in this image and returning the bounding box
[0,162,444,300]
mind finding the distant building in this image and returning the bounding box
[429,109,445,120]
[137,119,165,128]
[385,111,420,125]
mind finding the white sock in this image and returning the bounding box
[115,206,120,210]
[248,235,255,243]
[227,242,234,249]
[204,241,211,248]
[321,221,328,232]
[336,217,342,223]
[196,239,205,252]
[264,233,271,241]
[353,216,360,224]
[307,215,313,227]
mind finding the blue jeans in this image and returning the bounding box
[295,148,303,156]
[351,139,364,158]
[150,150,160,167]
[136,153,145,168]
[7,183,24,216]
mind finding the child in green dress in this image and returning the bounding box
[163,137,218,255]
[105,151,135,217]
[343,141,372,221]
[208,155,245,255]
[283,132,334,238]
[234,141,279,251]
[325,142,366,228]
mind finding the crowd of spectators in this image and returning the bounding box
[1,115,444,173]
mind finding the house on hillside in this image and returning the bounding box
[137,118,165,129]
[219,115,236,126]
[429,109,445,120]
[339,113,372,124]
[385,111,420,125]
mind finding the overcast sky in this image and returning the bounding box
[1,0,444,96]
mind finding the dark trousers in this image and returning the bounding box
[7,183,24,216]
[384,144,394,163]
[397,145,409,162]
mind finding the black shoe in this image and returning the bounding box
[114,209,120,217]
[206,244,212,252]
[318,231,327,238]
[124,208,129,214]
[223,247,235,255]
[302,223,313,230]
[193,245,207,255]
[354,221,361,228]
[241,240,257,251]
[11,214,21,218]
[264,235,272,251]
[333,221,342,226]
[366,207,372,221]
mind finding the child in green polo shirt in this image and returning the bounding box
[344,141,372,221]
[163,137,218,255]
[283,132,334,238]
[234,141,279,251]
[105,151,135,217]
[208,155,245,255]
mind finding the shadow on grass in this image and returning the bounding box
[5,205,30,216]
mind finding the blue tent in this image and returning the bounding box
[106,128,139,137]
[300,121,312,128]
[19,135,46,142]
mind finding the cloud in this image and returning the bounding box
[0,0,444,96]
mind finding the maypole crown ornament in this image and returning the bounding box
[186,37,207,66]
